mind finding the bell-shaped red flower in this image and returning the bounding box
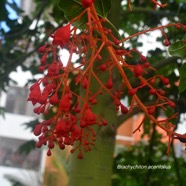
[84,109,97,125]
[49,93,59,105]
[28,82,41,105]
[71,125,82,141]
[59,94,71,111]
[52,24,70,48]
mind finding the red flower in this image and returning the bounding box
[38,93,48,104]
[49,93,59,105]
[55,119,68,135]
[84,109,97,125]
[71,125,82,141]
[33,123,43,136]
[52,24,70,48]
[59,94,71,111]
[28,82,41,105]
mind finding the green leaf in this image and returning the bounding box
[0,0,9,21]
[6,2,24,14]
[58,0,83,21]
[94,0,112,17]
[23,119,39,130]
[0,107,5,118]
[168,40,186,59]
[178,64,186,93]
[18,140,37,155]
[58,0,111,26]
[178,77,186,93]
[179,63,186,79]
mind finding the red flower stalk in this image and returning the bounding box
[27,1,186,158]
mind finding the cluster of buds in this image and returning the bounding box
[28,0,186,158]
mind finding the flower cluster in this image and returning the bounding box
[28,1,186,158]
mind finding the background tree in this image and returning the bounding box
[0,0,186,186]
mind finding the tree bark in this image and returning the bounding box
[69,132,115,186]
[69,1,121,186]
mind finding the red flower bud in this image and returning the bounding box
[38,65,46,72]
[82,0,94,8]
[113,38,120,45]
[128,88,138,96]
[102,119,108,126]
[36,140,43,148]
[38,45,46,53]
[114,99,120,107]
[78,151,83,159]
[134,64,143,77]
[106,75,113,89]
[168,101,176,108]
[47,149,52,156]
[149,88,157,95]
[120,104,128,114]
[140,55,147,62]
[82,77,88,89]
[164,39,170,46]
[33,123,43,136]
[48,140,55,149]
[158,90,165,96]
[99,64,107,71]
[148,106,156,115]
[41,54,47,64]
[143,62,150,68]
[80,120,86,128]
[75,104,81,113]
[160,77,170,85]
[33,106,41,114]
[59,143,65,150]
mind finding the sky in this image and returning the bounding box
[6,0,21,18]
[1,0,20,32]
[0,0,33,86]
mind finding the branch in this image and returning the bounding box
[152,56,179,69]
[123,7,177,17]
[116,56,179,127]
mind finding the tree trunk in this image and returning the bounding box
[69,1,121,186]
[69,131,115,186]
